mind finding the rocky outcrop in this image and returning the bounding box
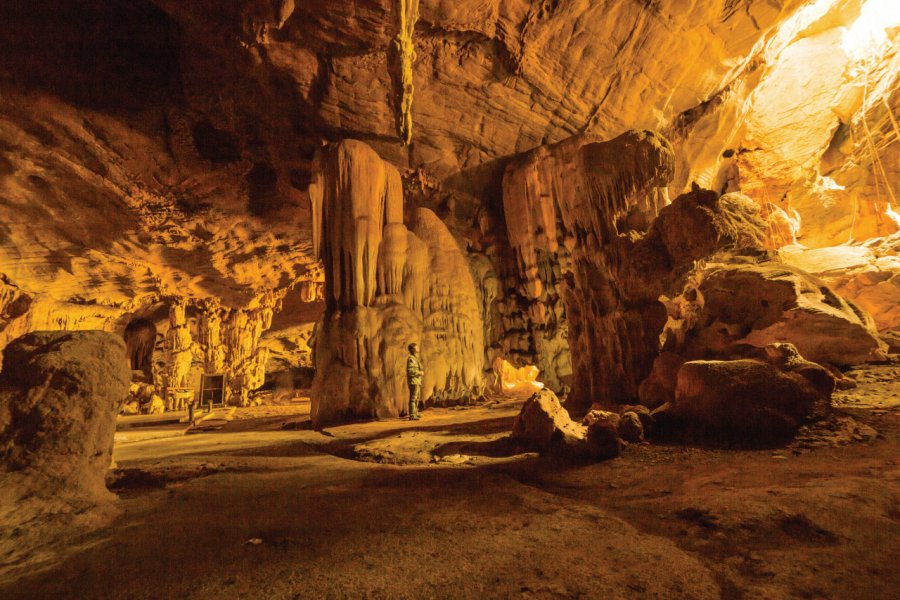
[511,390,586,454]
[666,343,834,446]
[643,252,887,408]
[510,391,625,459]
[690,260,886,365]
[309,140,484,426]
[502,142,791,415]
[780,234,900,333]
[0,331,130,572]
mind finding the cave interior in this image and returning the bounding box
[0,0,898,597]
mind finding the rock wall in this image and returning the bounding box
[502,133,883,417]
[309,140,484,427]
[502,130,677,414]
[669,0,900,250]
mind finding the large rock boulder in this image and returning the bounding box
[669,343,834,446]
[0,331,130,578]
[780,235,900,334]
[643,256,887,408]
[0,331,130,486]
[688,259,887,366]
[511,390,588,455]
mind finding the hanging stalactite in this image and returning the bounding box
[392,0,419,145]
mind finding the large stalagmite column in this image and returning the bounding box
[309,140,484,427]
[163,299,194,406]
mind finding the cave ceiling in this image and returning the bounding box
[0,0,897,321]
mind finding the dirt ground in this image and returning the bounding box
[1,365,898,600]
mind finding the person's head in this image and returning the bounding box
[408,342,418,355]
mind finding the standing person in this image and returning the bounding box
[406,343,424,421]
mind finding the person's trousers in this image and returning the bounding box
[408,383,421,418]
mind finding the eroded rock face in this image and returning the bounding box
[780,234,900,334]
[0,331,130,575]
[511,389,586,455]
[668,343,834,446]
[0,331,129,492]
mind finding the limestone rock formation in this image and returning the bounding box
[780,234,900,334]
[0,331,130,570]
[502,129,677,414]
[686,259,887,366]
[309,140,484,426]
[644,250,887,409]
[502,144,814,415]
[0,331,130,482]
[510,390,586,455]
[668,343,834,446]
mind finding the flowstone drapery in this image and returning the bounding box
[309,140,484,427]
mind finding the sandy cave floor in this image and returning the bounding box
[3,365,900,600]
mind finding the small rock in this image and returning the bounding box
[147,394,166,415]
[585,416,621,459]
[618,411,645,443]
[511,390,587,454]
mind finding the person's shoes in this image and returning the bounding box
[410,416,421,421]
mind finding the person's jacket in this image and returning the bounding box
[406,354,423,385]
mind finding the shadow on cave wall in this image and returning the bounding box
[0,0,182,115]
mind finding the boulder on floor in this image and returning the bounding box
[620,404,654,430]
[582,410,623,458]
[1,331,130,483]
[618,411,646,443]
[511,390,587,455]
[0,331,130,572]
[670,343,834,446]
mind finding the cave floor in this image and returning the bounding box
[3,366,899,600]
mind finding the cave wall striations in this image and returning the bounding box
[309,140,484,427]
[669,0,900,250]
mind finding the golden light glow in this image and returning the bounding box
[842,0,900,60]
[886,204,900,228]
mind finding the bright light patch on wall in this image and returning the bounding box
[842,0,900,60]
[887,204,900,228]
[818,175,845,191]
